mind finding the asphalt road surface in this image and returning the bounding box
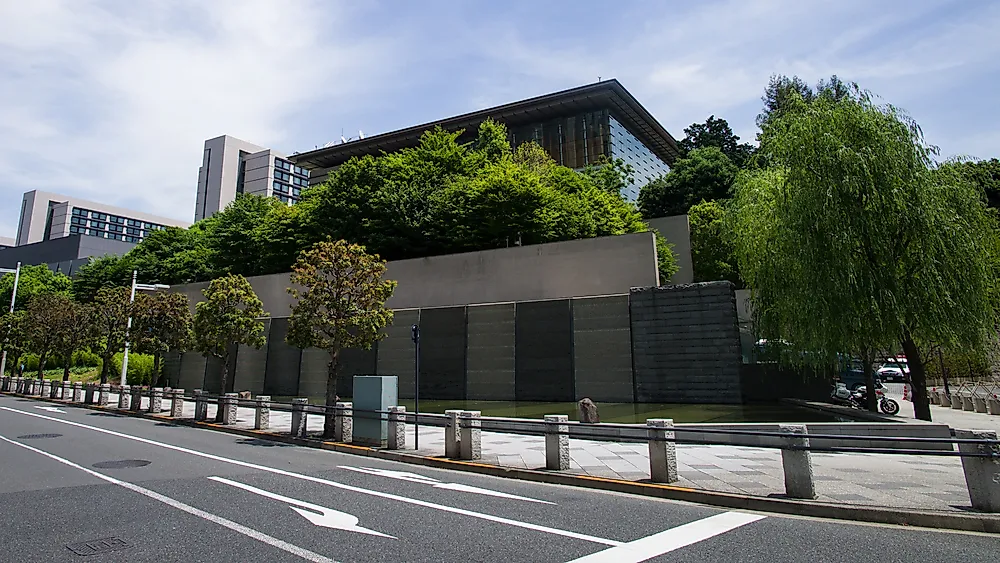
[0,395,996,562]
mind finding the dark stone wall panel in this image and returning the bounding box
[263,318,301,397]
[515,299,573,402]
[572,295,634,402]
[419,306,467,400]
[466,303,516,401]
[377,310,420,399]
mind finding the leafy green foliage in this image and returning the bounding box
[756,74,855,130]
[939,158,1000,209]
[688,200,740,285]
[582,156,635,196]
[92,287,133,384]
[134,291,193,386]
[0,264,72,311]
[73,254,135,303]
[46,295,97,380]
[731,87,999,420]
[23,293,70,377]
[193,274,267,410]
[653,231,680,283]
[0,310,28,375]
[637,147,738,218]
[678,116,755,168]
[287,240,396,436]
[129,226,214,285]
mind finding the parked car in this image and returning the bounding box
[836,360,885,391]
[876,366,909,383]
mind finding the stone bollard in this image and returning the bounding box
[335,402,353,443]
[148,388,164,414]
[290,398,309,437]
[220,393,238,425]
[974,396,989,414]
[50,380,60,399]
[130,386,142,411]
[779,424,817,499]
[544,414,570,470]
[40,379,51,398]
[194,390,208,421]
[951,393,964,409]
[72,382,84,403]
[118,385,131,409]
[938,390,950,407]
[1,376,8,392]
[24,378,34,395]
[170,389,185,417]
[387,406,406,450]
[84,383,96,404]
[459,411,482,461]
[647,418,679,483]
[963,395,976,412]
[13,377,22,394]
[98,384,110,406]
[445,409,463,459]
[954,429,1000,512]
[988,398,1000,416]
[254,395,270,430]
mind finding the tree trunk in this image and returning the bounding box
[63,355,71,381]
[861,351,877,412]
[901,331,932,422]
[153,349,164,387]
[37,352,48,380]
[11,353,21,376]
[100,352,111,385]
[323,348,341,439]
[215,352,230,422]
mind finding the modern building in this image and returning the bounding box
[15,190,190,247]
[0,234,137,274]
[289,79,682,201]
[194,135,310,221]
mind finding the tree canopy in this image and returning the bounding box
[637,147,738,218]
[688,200,740,285]
[0,264,72,311]
[678,116,755,168]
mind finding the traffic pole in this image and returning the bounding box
[0,262,21,377]
[120,270,138,386]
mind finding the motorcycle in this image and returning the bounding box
[830,383,899,415]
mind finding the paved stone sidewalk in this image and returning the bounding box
[103,392,974,513]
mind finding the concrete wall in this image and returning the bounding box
[630,282,742,403]
[376,309,419,399]
[233,319,271,396]
[573,295,634,402]
[465,303,516,401]
[645,214,693,285]
[515,299,575,401]
[176,352,207,391]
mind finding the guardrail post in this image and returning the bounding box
[334,402,353,443]
[647,418,678,483]
[544,414,570,470]
[50,380,60,399]
[254,395,270,430]
[15,377,23,394]
[193,390,208,421]
[118,385,131,409]
[220,393,238,425]
[290,398,308,437]
[973,396,988,414]
[459,411,482,461]
[988,397,1000,415]
[954,429,1000,512]
[962,394,976,411]
[148,388,164,414]
[61,380,72,401]
[40,379,51,398]
[445,409,462,458]
[1,376,8,392]
[170,389,185,417]
[98,383,110,406]
[387,406,406,450]
[779,424,816,499]
[24,378,34,395]
[72,382,84,403]
[130,386,142,411]
[84,383,96,404]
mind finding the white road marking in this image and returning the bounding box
[34,406,65,413]
[338,465,556,504]
[208,476,394,538]
[0,406,621,546]
[565,511,767,563]
[0,434,336,563]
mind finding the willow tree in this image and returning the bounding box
[731,86,998,420]
[287,240,396,439]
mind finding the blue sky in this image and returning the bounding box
[2,0,999,238]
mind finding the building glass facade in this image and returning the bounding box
[68,207,167,243]
[273,158,309,204]
[506,109,669,202]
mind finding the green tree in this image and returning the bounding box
[678,115,755,168]
[0,310,28,375]
[193,274,267,419]
[688,200,740,285]
[129,226,215,285]
[51,299,97,381]
[92,287,133,384]
[940,158,1000,209]
[582,156,635,197]
[0,265,73,311]
[757,74,855,130]
[637,147,738,218]
[24,294,70,378]
[134,292,193,386]
[286,240,396,438]
[73,255,135,303]
[731,87,998,419]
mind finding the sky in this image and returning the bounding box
[2,0,999,239]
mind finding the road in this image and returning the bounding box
[0,395,995,562]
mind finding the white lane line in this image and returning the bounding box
[566,511,766,563]
[0,434,336,563]
[338,465,556,504]
[0,406,622,547]
[208,476,395,538]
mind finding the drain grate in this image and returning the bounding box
[92,459,151,469]
[66,537,129,557]
[17,433,62,440]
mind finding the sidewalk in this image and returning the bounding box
[103,391,982,515]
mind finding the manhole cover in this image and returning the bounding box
[92,460,151,469]
[17,433,62,440]
[66,536,129,556]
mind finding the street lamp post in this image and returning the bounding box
[120,270,170,386]
[411,324,420,451]
[0,262,21,377]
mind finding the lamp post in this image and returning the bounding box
[411,324,420,451]
[0,262,21,377]
[120,270,170,386]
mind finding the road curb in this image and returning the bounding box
[5,391,999,534]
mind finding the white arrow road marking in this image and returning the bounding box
[34,406,65,413]
[565,511,766,563]
[208,476,394,538]
[0,434,336,563]
[338,466,556,505]
[0,406,619,546]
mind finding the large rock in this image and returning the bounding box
[578,398,600,423]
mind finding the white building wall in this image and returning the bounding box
[194,135,270,221]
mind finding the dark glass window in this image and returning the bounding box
[72,208,86,216]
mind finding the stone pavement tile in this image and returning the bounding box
[826,494,875,502]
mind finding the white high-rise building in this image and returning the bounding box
[194,135,310,221]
